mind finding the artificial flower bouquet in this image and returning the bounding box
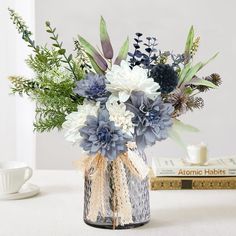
[8,8,221,229]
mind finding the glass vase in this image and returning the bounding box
[83,150,150,229]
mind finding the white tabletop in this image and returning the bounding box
[0,170,235,236]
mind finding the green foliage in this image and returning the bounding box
[184,26,194,56]
[114,37,129,65]
[8,9,85,132]
[8,8,39,53]
[26,47,61,73]
[9,72,83,132]
[45,21,79,80]
[79,17,129,71]
[173,119,199,133]
[178,53,219,89]
[9,76,38,96]
[79,35,108,72]
[33,75,83,132]
[169,119,199,150]
[100,16,114,59]
[189,78,218,89]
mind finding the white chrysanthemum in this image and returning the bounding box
[62,101,99,143]
[106,60,160,102]
[106,97,134,136]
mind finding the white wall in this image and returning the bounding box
[0,0,35,166]
[0,0,16,162]
[3,0,236,169]
[0,0,236,168]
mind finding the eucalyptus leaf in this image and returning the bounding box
[100,16,113,59]
[114,37,129,65]
[79,35,108,71]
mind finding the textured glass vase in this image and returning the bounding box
[83,150,150,229]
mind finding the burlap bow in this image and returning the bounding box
[74,148,149,229]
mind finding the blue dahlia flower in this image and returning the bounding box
[125,91,174,150]
[74,73,109,102]
[79,109,131,161]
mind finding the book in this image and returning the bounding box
[152,156,236,177]
[150,176,236,190]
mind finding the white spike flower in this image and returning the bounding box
[106,60,160,102]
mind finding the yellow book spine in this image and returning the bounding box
[150,177,236,190]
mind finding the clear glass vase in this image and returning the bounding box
[83,150,150,229]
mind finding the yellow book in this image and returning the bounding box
[150,176,236,190]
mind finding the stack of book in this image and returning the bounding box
[151,157,236,190]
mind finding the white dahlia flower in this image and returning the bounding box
[106,97,134,136]
[62,101,99,143]
[106,60,160,102]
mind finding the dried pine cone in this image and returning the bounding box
[186,97,204,111]
[165,89,189,117]
[166,89,204,117]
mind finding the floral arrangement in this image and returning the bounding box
[8,8,222,228]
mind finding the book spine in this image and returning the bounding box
[150,177,236,190]
[155,168,236,177]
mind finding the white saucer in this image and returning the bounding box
[0,183,40,200]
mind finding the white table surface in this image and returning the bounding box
[0,170,236,236]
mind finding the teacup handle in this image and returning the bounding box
[24,167,33,183]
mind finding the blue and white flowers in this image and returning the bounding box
[63,59,174,158]
[79,110,131,160]
[62,101,100,143]
[106,97,134,136]
[106,61,160,102]
[126,91,174,150]
[59,20,220,160]
[73,73,109,102]
[8,11,221,161]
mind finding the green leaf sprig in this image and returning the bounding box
[45,21,79,80]
[78,16,129,74]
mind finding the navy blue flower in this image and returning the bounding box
[126,91,174,150]
[79,109,131,161]
[150,64,178,94]
[74,73,109,102]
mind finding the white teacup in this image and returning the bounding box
[0,161,33,194]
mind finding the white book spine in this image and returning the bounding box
[156,167,236,177]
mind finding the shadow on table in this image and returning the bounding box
[139,205,236,230]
